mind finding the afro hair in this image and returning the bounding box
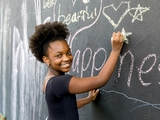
[29,21,70,63]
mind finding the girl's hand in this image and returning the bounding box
[111,32,124,53]
[87,89,99,101]
[76,89,100,108]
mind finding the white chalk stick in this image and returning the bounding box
[111,28,132,44]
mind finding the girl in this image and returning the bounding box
[29,21,123,120]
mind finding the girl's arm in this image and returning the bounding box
[69,32,124,94]
[76,89,99,109]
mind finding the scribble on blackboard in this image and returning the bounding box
[43,0,56,9]
[103,1,150,29]
[1,0,158,120]
[103,1,130,29]
[158,64,160,85]
[56,1,150,30]
[101,90,160,112]
[118,50,134,87]
[72,0,76,6]
[71,0,90,6]
[72,47,107,78]
[82,0,90,4]
[137,54,157,87]
[129,4,150,23]
[68,0,102,48]
[118,51,159,87]
[34,0,42,24]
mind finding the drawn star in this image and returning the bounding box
[121,28,132,44]
[129,4,150,23]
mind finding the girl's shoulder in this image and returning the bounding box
[43,75,55,93]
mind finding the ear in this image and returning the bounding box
[42,56,50,66]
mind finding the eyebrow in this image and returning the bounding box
[53,48,71,53]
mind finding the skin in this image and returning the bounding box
[42,31,123,108]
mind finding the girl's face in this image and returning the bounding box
[45,40,73,74]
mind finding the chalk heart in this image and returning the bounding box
[102,2,130,29]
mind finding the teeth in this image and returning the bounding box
[62,64,70,67]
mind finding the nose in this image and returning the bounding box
[63,55,70,61]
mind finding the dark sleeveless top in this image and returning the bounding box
[45,74,79,120]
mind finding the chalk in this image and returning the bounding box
[121,28,132,44]
[111,28,132,44]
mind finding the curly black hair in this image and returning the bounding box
[29,21,70,63]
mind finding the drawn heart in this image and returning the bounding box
[102,1,130,29]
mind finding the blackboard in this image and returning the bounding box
[0,0,160,120]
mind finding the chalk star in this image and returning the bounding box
[129,4,150,23]
[121,28,132,44]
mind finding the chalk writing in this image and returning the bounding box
[103,1,150,29]
[72,48,160,88]
[118,51,158,87]
[45,116,48,120]
[11,26,20,120]
[158,64,160,85]
[56,0,157,88]
[91,48,107,76]
[129,4,150,23]
[158,64,160,72]
[55,1,150,29]
[101,90,160,112]
[72,47,107,77]
[118,50,134,87]
[68,0,102,48]
[43,0,56,9]
[72,50,81,73]
[34,0,41,24]
[121,28,132,44]
[43,17,51,23]
[103,1,130,29]
[58,4,97,25]
[10,0,46,120]
[71,0,90,6]
[1,3,11,117]
[82,0,90,4]
[72,0,76,6]
[137,54,157,87]
[81,48,92,77]
[1,0,159,119]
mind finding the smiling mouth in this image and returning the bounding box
[61,63,71,68]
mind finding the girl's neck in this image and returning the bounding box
[46,67,64,76]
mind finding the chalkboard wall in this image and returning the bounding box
[0,0,160,120]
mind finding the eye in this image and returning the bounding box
[67,51,72,55]
[56,54,62,58]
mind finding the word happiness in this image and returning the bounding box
[71,48,159,87]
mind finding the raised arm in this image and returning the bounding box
[69,32,123,94]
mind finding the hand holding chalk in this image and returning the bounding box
[111,28,132,44]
